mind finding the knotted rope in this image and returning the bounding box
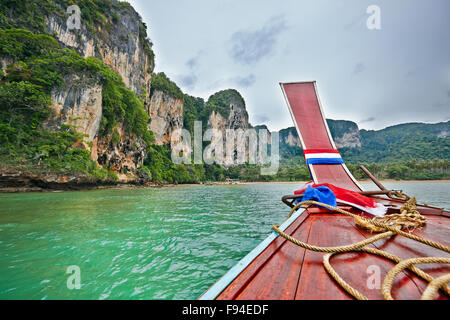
[272,197,450,300]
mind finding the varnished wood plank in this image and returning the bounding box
[295,214,424,300]
[217,210,311,300]
[217,210,449,300]
[234,216,312,300]
[349,215,450,300]
[312,164,361,191]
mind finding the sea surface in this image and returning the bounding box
[0,181,449,299]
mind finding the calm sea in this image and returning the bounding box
[0,181,448,299]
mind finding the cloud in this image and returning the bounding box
[229,15,287,65]
[360,116,376,123]
[253,114,270,124]
[230,74,256,88]
[207,74,256,90]
[405,70,416,78]
[186,57,198,69]
[186,50,204,70]
[177,74,198,91]
[432,101,449,109]
[177,51,204,90]
[353,62,365,74]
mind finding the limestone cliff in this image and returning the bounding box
[205,90,250,166]
[46,74,103,145]
[44,2,153,106]
[327,119,361,148]
[279,119,362,150]
[95,126,147,180]
[147,90,184,146]
[206,94,249,133]
[38,1,155,178]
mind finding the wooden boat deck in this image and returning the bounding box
[214,207,450,300]
[200,81,450,300]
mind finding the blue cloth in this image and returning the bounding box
[296,185,337,208]
[306,158,344,165]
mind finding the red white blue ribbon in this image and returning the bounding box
[304,149,343,165]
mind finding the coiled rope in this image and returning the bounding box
[272,197,450,300]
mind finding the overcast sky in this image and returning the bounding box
[127,0,450,131]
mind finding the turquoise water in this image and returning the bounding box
[0,182,449,299]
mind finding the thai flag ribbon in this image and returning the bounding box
[294,182,387,217]
[303,149,344,165]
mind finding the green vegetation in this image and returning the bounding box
[204,89,245,122]
[342,122,450,163]
[0,0,56,34]
[0,28,151,181]
[142,116,449,184]
[346,160,450,181]
[150,72,183,100]
[276,120,450,182]
[182,94,205,135]
[327,119,359,140]
[0,0,154,66]
[143,145,208,183]
[181,89,247,134]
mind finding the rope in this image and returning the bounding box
[381,257,450,300]
[421,274,450,300]
[272,197,450,300]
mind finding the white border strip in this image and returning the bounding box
[199,207,306,300]
[313,82,363,190]
[342,162,364,190]
[304,153,342,159]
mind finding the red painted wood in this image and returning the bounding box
[351,216,450,300]
[283,82,333,150]
[311,164,361,191]
[295,214,423,300]
[215,209,449,300]
[217,211,311,300]
[234,217,312,300]
[281,82,361,191]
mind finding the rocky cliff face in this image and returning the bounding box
[327,119,361,148]
[283,129,301,147]
[45,3,153,106]
[37,2,155,178]
[334,130,361,148]
[207,102,249,133]
[95,126,147,180]
[46,74,103,145]
[147,90,184,146]
[205,90,250,166]
[278,119,362,150]
[44,70,148,178]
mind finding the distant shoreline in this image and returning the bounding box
[1,179,449,194]
[208,179,450,186]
